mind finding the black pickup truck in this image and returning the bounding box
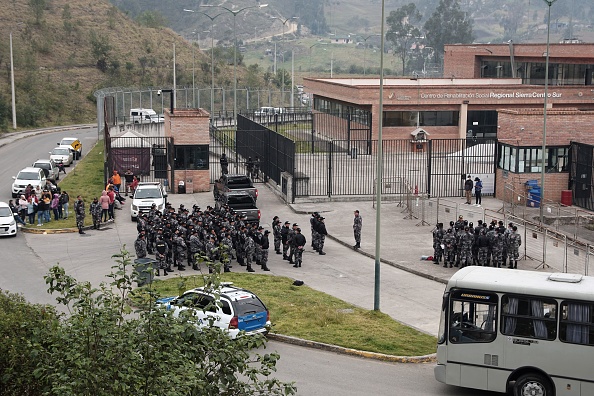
[213,174,258,202]
[215,192,260,226]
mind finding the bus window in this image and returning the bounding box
[501,295,557,340]
[449,290,497,344]
[560,301,594,345]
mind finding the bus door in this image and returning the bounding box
[445,289,500,390]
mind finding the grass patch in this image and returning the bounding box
[24,142,105,230]
[143,272,437,357]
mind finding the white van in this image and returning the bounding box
[130,108,164,124]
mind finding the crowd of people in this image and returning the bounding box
[8,183,71,227]
[431,216,522,269]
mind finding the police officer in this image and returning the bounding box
[353,210,362,249]
[443,229,456,268]
[281,221,291,260]
[154,235,169,276]
[89,197,102,230]
[272,216,282,254]
[507,226,522,269]
[74,195,86,235]
[292,228,306,268]
[243,228,256,272]
[314,216,328,255]
[135,233,148,259]
[432,223,445,264]
[260,230,271,271]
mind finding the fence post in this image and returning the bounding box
[327,140,333,197]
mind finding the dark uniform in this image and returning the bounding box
[314,217,327,255]
[89,198,102,229]
[74,197,85,234]
[273,217,282,254]
[353,210,362,249]
[155,236,169,276]
[292,229,306,268]
[260,230,271,271]
[134,234,148,259]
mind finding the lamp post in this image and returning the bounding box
[309,42,328,76]
[201,3,268,124]
[271,16,298,107]
[540,0,557,225]
[374,0,386,311]
[361,34,380,76]
[183,9,225,119]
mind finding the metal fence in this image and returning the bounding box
[405,195,594,274]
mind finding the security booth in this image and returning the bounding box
[163,108,211,193]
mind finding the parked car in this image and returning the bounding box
[58,137,82,160]
[11,167,46,198]
[49,146,74,166]
[214,191,260,225]
[156,283,270,339]
[213,174,258,201]
[0,201,17,237]
[32,159,60,183]
[130,182,168,221]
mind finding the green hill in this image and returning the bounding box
[0,0,212,130]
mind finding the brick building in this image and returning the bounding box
[303,43,594,204]
[164,108,211,193]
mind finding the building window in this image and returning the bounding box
[501,295,557,340]
[383,111,459,127]
[313,98,371,126]
[174,145,209,170]
[498,144,568,173]
[480,60,594,86]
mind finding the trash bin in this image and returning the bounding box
[134,258,158,287]
[178,180,186,194]
[561,190,572,206]
[351,147,358,159]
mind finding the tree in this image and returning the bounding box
[89,30,112,72]
[136,10,168,28]
[386,3,422,75]
[1,248,296,395]
[423,0,473,65]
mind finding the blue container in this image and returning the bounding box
[527,188,541,208]
[525,180,539,188]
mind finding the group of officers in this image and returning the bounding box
[431,216,522,269]
[134,202,277,276]
[133,202,323,276]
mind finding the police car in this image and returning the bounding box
[156,283,270,339]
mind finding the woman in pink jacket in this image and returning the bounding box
[99,190,110,222]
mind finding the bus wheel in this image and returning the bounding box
[513,373,553,396]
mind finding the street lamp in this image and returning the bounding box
[360,34,380,75]
[309,42,328,76]
[540,0,557,225]
[201,3,268,124]
[183,9,225,119]
[271,16,298,107]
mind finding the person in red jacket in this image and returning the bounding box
[107,187,115,220]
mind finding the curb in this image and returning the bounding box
[267,333,436,363]
[20,220,114,234]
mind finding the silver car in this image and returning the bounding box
[49,146,74,166]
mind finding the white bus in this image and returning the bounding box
[435,266,594,396]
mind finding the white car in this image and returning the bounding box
[49,147,74,167]
[130,182,167,221]
[58,137,82,160]
[156,283,271,339]
[11,167,46,198]
[0,202,18,237]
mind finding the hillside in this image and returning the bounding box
[0,0,212,130]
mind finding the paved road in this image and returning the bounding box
[0,127,504,395]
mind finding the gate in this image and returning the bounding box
[570,141,594,210]
[429,139,496,198]
[106,134,174,187]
